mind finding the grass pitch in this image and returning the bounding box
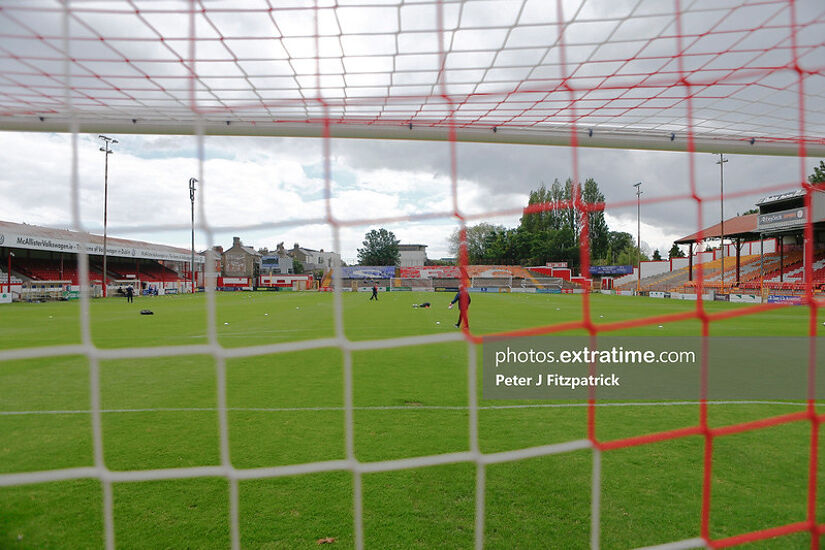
[1,291,823,549]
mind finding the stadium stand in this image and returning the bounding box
[11,257,89,284]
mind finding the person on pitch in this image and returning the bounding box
[412,302,431,309]
[448,287,471,329]
[370,283,379,301]
[125,285,134,304]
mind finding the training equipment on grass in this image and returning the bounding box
[0,2,823,550]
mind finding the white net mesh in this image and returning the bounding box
[0,0,823,155]
[1,1,824,549]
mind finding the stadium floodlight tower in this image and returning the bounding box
[716,154,729,286]
[98,135,118,298]
[634,182,642,293]
[189,177,197,294]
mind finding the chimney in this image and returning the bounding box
[233,237,241,247]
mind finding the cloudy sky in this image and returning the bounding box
[0,130,811,263]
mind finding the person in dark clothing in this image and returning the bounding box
[448,288,470,328]
[412,302,431,308]
[125,286,134,304]
[370,284,379,301]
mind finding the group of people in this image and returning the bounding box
[370,283,471,329]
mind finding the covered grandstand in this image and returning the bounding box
[0,220,204,301]
[616,189,825,295]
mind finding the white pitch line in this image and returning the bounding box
[0,401,814,417]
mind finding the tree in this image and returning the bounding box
[447,223,505,264]
[668,243,686,258]
[357,228,400,266]
[604,231,634,264]
[741,208,758,215]
[292,259,304,274]
[652,249,662,261]
[615,247,649,266]
[582,178,608,261]
[257,247,270,255]
[809,160,825,184]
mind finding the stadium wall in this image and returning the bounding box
[640,261,670,279]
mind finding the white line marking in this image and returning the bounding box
[0,401,813,417]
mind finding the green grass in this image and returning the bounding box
[0,291,823,549]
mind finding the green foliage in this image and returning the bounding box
[447,222,505,263]
[357,228,400,266]
[808,160,825,184]
[615,246,649,266]
[652,249,662,261]
[453,179,618,268]
[669,243,686,258]
[292,259,304,274]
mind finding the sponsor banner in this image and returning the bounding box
[467,265,531,278]
[729,294,760,304]
[358,286,388,292]
[165,288,179,294]
[618,290,634,296]
[713,293,730,302]
[562,289,574,294]
[768,294,804,305]
[573,289,585,294]
[670,293,684,300]
[600,290,614,295]
[1,230,203,263]
[221,277,250,285]
[259,274,312,286]
[435,287,459,292]
[341,266,396,279]
[390,287,412,291]
[510,287,537,293]
[0,291,10,303]
[758,208,805,230]
[590,265,633,276]
[400,266,460,279]
[537,288,562,294]
[545,262,568,268]
[470,287,512,293]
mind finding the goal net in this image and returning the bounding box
[1,1,824,549]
